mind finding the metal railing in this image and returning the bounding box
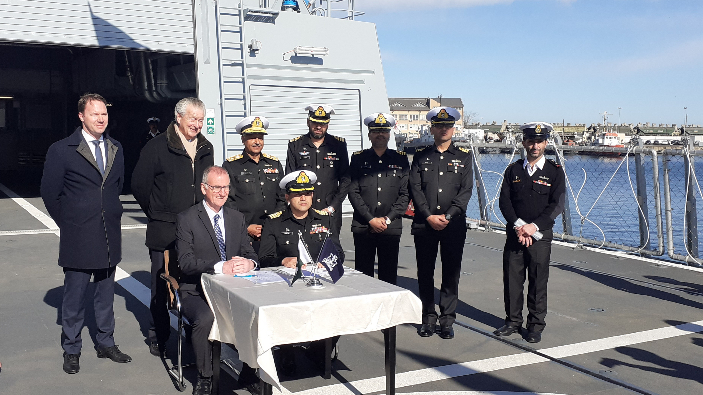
[459,139,703,265]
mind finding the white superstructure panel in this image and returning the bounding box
[0,0,194,53]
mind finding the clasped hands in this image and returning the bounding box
[514,223,537,247]
[222,256,256,275]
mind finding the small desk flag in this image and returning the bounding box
[318,236,344,283]
[292,231,313,286]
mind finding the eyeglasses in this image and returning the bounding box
[204,183,230,193]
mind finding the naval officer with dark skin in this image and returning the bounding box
[495,122,566,343]
[285,105,349,232]
[223,115,285,252]
[346,113,409,285]
[409,107,473,339]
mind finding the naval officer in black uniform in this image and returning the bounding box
[347,113,409,285]
[223,115,285,252]
[258,170,344,376]
[285,105,349,232]
[495,122,565,343]
[409,107,473,339]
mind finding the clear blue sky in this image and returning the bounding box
[355,0,702,126]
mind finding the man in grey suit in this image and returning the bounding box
[176,165,259,395]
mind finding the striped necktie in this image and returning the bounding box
[214,214,226,261]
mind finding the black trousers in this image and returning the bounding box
[148,249,171,346]
[414,222,467,326]
[180,290,257,382]
[61,267,116,355]
[353,232,401,285]
[502,233,552,332]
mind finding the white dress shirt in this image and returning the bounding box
[523,155,545,177]
[202,201,258,273]
[81,130,107,166]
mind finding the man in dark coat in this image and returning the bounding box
[131,97,214,356]
[409,107,473,340]
[41,93,131,375]
[495,122,566,344]
[176,165,259,395]
[285,104,349,233]
[346,113,409,285]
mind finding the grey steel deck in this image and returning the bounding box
[1,182,702,395]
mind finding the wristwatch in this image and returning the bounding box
[444,214,452,221]
[385,216,391,225]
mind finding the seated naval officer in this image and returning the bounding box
[495,122,566,344]
[176,166,260,394]
[409,106,473,340]
[285,104,350,233]
[258,170,344,376]
[346,113,409,285]
[223,115,285,252]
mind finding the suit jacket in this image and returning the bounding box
[176,203,258,293]
[40,127,124,269]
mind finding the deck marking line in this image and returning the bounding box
[291,319,702,395]
[378,392,566,395]
[0,224,147,237]
[0,182,58,233]
[1,184,280,391]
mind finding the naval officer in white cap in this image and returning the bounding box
[285,104,349,233]
[409,106,473,339]
[222,116,286,253]
[496,122,565,343]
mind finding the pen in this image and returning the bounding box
[234,274,255,278]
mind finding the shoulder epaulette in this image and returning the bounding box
[313,208,329,216]
[262,153,279,161]
[226,154,243,162]
[353,150,363,156]
[268,211,283,219]
[334,135,346,143]
[289,136,302,142]
[416,146,428,153]
[458,147,471,154]
[546,158,561,168]
[397,150,407,156]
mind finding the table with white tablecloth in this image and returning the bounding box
[201,268,422,393]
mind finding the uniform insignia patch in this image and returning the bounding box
[388,164,402,169]
[334,136,346,142]
[397,150,407,156]
[268,211,283,219]
[289,136,302,142]
[313,208,329,216]
[546,159,561,167]
[375,113,387,124]
[438,109,449,119]
[314,106,327,117]
[533,180,551,187]
[262,153,279,161]
[263,168,279,174]
[513,176,521,182]
[458,147,471,153]
[353,150,363,155]
[310,224,329,234]
[281,227,292,235]
[226,154,243,162]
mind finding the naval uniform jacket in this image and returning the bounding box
[131,122,214,250]
[408,144,473,232]
[222,152,286,226]
[258,208,344,268]
[41,127,125,269]
[285,132,349,210]
[347,148,410,236]
[498,158,566,240]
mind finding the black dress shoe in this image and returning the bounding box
[63,352,80,374]
[418,323,436,337]
[525,331,542,343]
[193,376,212,395]
[438,325,454,339]
[96,345,132,363]
[149,341,165,357]
[493,324,521,336]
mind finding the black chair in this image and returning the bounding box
[160,249,188,391]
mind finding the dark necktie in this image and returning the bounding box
[92,140,105,175]
[214,214,226,261]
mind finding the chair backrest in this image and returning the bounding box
[161,249,183,310]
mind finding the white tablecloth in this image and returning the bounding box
[201,269,422,388]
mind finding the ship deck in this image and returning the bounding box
[1,180,702,395]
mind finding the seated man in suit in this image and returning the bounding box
[176,165,260,395]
